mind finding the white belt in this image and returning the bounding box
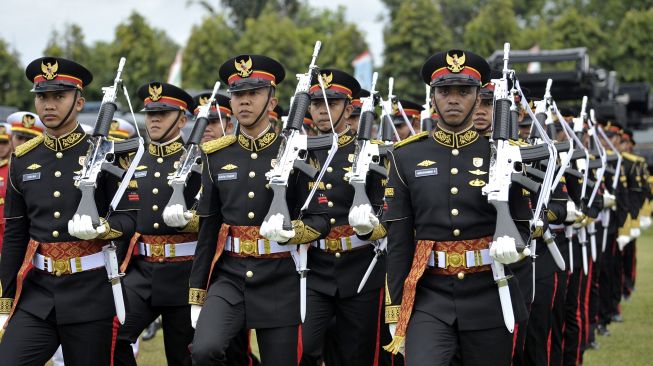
[312,235,370,252]
[427,249,492,269]
[225,236,294,255]
[138,241,197,258]
[33,251,104,276]
[549,224,566,230]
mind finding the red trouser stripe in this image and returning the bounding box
[547,272,559,366]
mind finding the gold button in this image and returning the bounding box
[56,152,63,159]
[157,157,164,163]
[453,229,460,237]
[248,212,255,219]
[248,192,255,198]
[249,171,256,178]
[52,231,59,238]
[457,272,465,280]
[153,223,160,229]
[452,149,459,156]
[327,167,333,173]
[251,153,258,159]
[54,211,61,219]
[54,171,61,177]
[335,252,341,258]
[246,270,254,278]
[152,205,159,211]
[451,187,458,194]
[451,209,459,216]
[451,168,458,175]
[330,218,336,224]
[154,172,161,178]
[328,201,334,208]
[326,183,332,190]
[53,191,61,198]
[152,188,159,194]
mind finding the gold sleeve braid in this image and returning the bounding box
[180,211,200,233]
[618,214,633,236]
[189,288,207,306]
[97,218,123,240]
[0,298,12,314]
[384,275,399,323]
[367,224,387,241]
[547,210,558,222]
[287,220,321,245]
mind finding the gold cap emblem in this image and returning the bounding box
[110,120,119,131]
[148,83,163,102]
[22,114,36,128]
[41,60,59,80]
[235,57,253,78]
[446,52,466,73]
[320,72,333,89]
[199,96,210,106]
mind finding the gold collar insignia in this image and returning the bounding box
[432,124,479,148]
[148,136,184,157]
[43,124,85,152]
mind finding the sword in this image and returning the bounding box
[298,243,309,322]
[103,243,126,324]
[588,222,598,262]
[566,226,574,273]
[602,211,610,252]
[357,238,387,293]
[531,239,536,303]
[579,227,589,275]
[491,260,515,333]
[544,229,566,271]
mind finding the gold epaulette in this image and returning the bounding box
[371,139,383,145]
[393,131,428,149]
[622,152,644,163]
[201,135,236,154]
[14,135,44,157]
[509,139,530,147]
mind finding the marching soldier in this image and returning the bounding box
[0,122,12,252]
[188,54,329,365]
[390,100,424,141]
[113,82,199,366]
[0,56,137,365]
[108,117,137,140]
[269,104,284,133]
[472,81,494,137]
[383,50,531,366]
[6,111,45,148]
[345,88,370,134]
[299,69,387,366]
[194,92,235,143]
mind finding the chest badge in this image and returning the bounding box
[469,179,486,187]
[417,160,436,167]
[468,169,487,176]
[221,164,238,171]
[27,163,41,170]
[473,157,483,168]
[415,168,438,178]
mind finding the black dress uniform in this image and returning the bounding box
[299,69,388,366]
[0,57,137,366]
[188,55,329,366]
[113,82,200,366]
[383,50,530,366]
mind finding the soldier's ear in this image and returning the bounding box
[267,95,278,112]
[177,113,189,129]
[75,95,85,112]
[343,101,353,119]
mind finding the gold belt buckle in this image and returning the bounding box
[52,258,72,277]
[446,252,465,268]
[240,239,257,256]
[326,238,341,252]
[151,243,166,258]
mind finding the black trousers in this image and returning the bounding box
[114,287,194,366]
[0,308,113,366]
[587,227,604,345]
[550,271,567,366]
[610,243,624,320]
[622,240,636,297]
[300,288,382,366]
[192,294,298,366]
[598,233,617,325]
[405,310,513,366]
[524,272,556,366]
[563,267,582,366]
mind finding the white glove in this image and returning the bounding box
[617,235,631,251]
[163,204,193,228]
[565,201,580,223]
[190,305,202,329]
[490,236,529,264]
[630,227,641,239]
[603,192,617,210]
[0,314,8,329]
[348,204,379,236]
[260,213,296,243]
[67,214,106,240]
[640,216,652,230]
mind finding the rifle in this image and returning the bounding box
[165,81,221,213]
[421,85,435,132]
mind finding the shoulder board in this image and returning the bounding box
[201,135,237,154]
[509,139,530,147]
[370,139,383,145]
[15,135,44,157]
[394,131,429,149]
[622,152,642,162]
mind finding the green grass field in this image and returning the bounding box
[69,232,653,365]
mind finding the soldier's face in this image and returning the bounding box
[230,87,277,127]
[310,98,352,134]
[432,85,478,130]
[0,140,12,159]
[346,115,359,134]
[34,90,84,130]
[145,110,187,142]
[473,98,493,132]
[201,117,231,143]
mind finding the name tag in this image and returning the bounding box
[23,172,41,182]
[217,172,238,181]
[134,171,147,178]
[415,168,438,178]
